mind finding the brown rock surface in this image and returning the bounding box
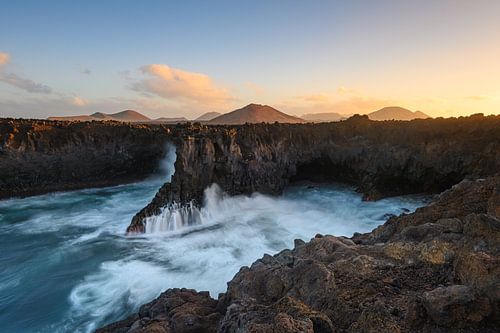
[0,118,171,198]
[95,288,222,333]
[99,176,500,332]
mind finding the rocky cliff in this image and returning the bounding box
[129,114,500,232]
[0,119,171,199]
[97,176,500,332]
[2,115,499,332]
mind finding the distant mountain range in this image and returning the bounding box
[301,112,349,122]
[48,110,151,122]
[208,104,305,124]
[367,106,430,121]
[301,107,429,123]
[48,110,189,124]
[194,112,222,121]
[47,105,430,125]
[147,117,189,124]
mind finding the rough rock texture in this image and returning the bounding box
[95,289,222,333]
[98,176,500,332]
[0,119,171,198]
[129,114,500,232]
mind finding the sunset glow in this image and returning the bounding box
[0,0,499,119]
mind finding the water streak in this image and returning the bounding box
[144,184,223,233]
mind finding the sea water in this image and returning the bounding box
[0,177,427,332]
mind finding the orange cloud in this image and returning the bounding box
[336,86,356,95]
[0,52,9,66]
[466,95,488,101]
[132,64,233,107]
[297,94,330,103]
[245,81,265,95]
[281,91,393,116]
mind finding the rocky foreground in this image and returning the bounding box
[98,176,499,332]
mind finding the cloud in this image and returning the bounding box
[0,94,208,120]
[336,86,356,95]
[297,93,330,103]
[0,51,52,94]
[281,91,393,116]
[0,72,52,94]
[82,68,91,75]
[131,64,233,107]
[466,95,488,101]
[71,96,88,106]
[245,81,265,95]
[0,96,85,119]
[0,52,9,65]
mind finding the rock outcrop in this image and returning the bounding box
[98,176,500,332]
[129,114,500,232]
[0,119,170,198]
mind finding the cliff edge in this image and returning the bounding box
[128,114,500,232]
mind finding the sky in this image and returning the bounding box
[1,0,499,119]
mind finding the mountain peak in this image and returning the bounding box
[367,106,430,121]
[109,110,150,121]
[209,104,305,125]
[194,111,222,122]
[90,112,108,119]
[49,110,151,122]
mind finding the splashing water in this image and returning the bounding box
[144,201,202,232]
[158,143,176,181]
[0,178,428,333]
[143,184,224,232]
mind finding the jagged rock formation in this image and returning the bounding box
[129,114,500,232]
[0,119,170,198]
[97,176,500,332]
[1,115,499,218]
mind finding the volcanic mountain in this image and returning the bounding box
[367,106,430,121]
[148,117,188,124]
[208,104,305,124]
[48,110,151,122]
[194,112,222,121]
[301,112,349,122]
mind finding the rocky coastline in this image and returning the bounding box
[2,115,498,205]
[0,119,171,199]
[128,114,500,232]
[1,115,499,332]
[98,176,500,332]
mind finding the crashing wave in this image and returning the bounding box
[144,184,224,233]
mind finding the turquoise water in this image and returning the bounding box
[0,180,427,332]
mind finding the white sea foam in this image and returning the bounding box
[60,183,426,332]
[68,260,170,333]
[0,144,427,333]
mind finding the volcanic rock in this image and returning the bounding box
[129,114,500,232]
[99,176,500,332]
